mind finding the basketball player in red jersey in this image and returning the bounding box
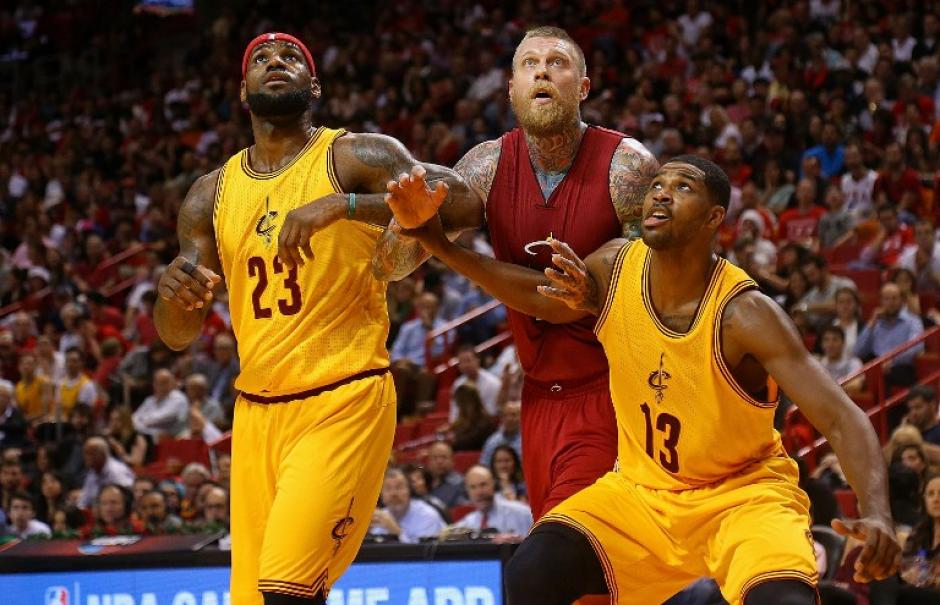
[374,26,658,521]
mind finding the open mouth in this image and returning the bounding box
[531,89,555,102]
[643,209,672,227]
[264,73,291,84]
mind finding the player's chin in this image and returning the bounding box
[641,229,672,250]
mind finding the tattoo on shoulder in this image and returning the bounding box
[350,133,408,170]
[454,139,502,199]
[610,139,658,237]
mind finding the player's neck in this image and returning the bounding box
[248,114,317,172]
[648,248,718,307]
[524,121,586,173]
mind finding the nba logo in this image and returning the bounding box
[45,587,69,605]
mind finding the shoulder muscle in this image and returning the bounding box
[609,138,658,237]
[721,289,805,367]
[333,132,416,193]
[178,169,221,272]
[454,139,502,202]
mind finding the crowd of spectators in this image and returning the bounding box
[1,1,940,588]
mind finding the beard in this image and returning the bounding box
[246,88,313,118]
[511,87,580,138]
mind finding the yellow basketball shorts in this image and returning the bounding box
[541,455,818,605]
[230,369,396,605]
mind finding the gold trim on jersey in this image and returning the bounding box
[212,164,227,276]
[740,570,820,604]
[712,281,778,409]
[325,138,345,193]
[240,127,325,180]
[641,249,724,338]
[594,241,633,335]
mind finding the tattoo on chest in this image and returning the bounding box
[534,167,568,201]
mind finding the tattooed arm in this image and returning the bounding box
[154,170,224,351]
[610,138,659,238]
[371,139,500,281]
[277,132,483,268]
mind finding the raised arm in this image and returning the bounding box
[277,132,483,269]
[371,139,499,281]
[722,290,900,582]
[610,138,659,238]
[154,170,224,351]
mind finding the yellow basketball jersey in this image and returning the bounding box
[214,127,389,397]
[597,241,786,490]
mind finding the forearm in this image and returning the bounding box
[824,405,893,522]
[154,299,206,351]
[372,227,433,282]
[432,239,586,323]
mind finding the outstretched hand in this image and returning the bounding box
[536,239,600,315]
[386,165,449,229]
[831,517,901,583]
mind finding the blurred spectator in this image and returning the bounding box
[861,204,915,268]
[51,505,85,538]
[159,480,183,518]
[34,336,64,383]
[796,255,857,328]
[131,369,188,439]
[78,436,135,508]
[890,267,923,317]
[897,220,940,296]
[832,287,862,361]
[480,399,522,467]
[454,466,532,537]
[4,491,50,539]
[55,348,96,421]
[489,444,527,504]
[449,346,501,421]
[191,334,239,412]
[778,178,825,247]
[370,467,445,544]
[403,464,450,522]
[894,444,930,488]
[181,406,223,443]
[802,121,845,179]
[839,143,878,221]
[390,292,446,416]
[15,351,52,423]
[106,405,151,468]
[88,484,141,536]
[183,373,226,429]
[855,282,924,387]
[119,340,175,407]
[817,187,854,250]
[439,384,491,452]
[898,474,940,595]
[0,458,24,514]
[426,441,466,508]
[36,471,67,527]
[874,142,922,213]
[215,454,231,492]
[0,379,27,449]
[817,326,865,395]
[200,486,229,529]
[179,462,211,522]
[139,490,182,534]
[132,477,157,506]
[904,385,940,446]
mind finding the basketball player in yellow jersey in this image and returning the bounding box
[503,156,901,605]
[153,33,477,605]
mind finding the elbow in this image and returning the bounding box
[371,256,406,282]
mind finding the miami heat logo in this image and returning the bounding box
[331,497,355,555]
[647,353,670,403]
[255,196,278,246]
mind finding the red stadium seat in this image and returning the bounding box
[393,422,418,447]
[452,450,481,474]
[830,268,880,294]
[834,489,859,519]
[155,437,211,472]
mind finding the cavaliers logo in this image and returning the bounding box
[331,497,355,555]
[256,196,279,246]
[647,352,670,403]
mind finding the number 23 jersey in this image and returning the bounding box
[213,127,389,397]
[597,241,786,490]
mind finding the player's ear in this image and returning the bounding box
[239,80,247,104]
[580,76,591,101]
[707,205,726,229]
[311,77,321,100]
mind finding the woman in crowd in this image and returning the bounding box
[490,445,527,504]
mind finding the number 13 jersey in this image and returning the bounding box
[596,241,786,490]
[214,127,389,398]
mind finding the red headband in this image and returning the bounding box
[242,32,315,78]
